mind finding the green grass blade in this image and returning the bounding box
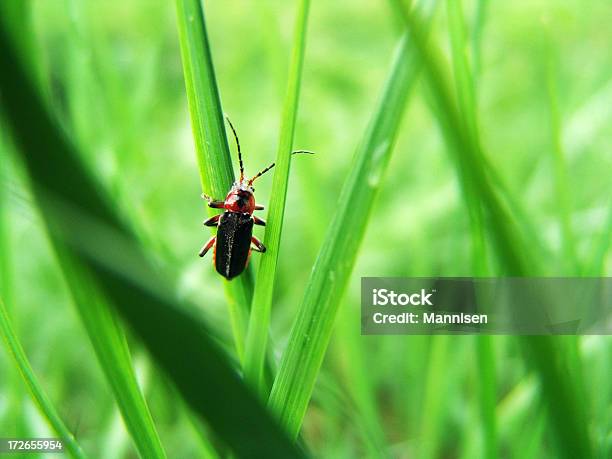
[0,298,86,459]
[445,0,488,275]
[475,335,497,459]
[267,1,436,437]
[545,45,579,273]
[446,0,478,142]
[396,5,593,458]
[174,0,253,361]
[445,2,497,456]
[0,133,13,316]
[59,264,166,459]
[471,0,489,82]
[0,21,304,459]
[418,336,450,459]
[243,0,311,396]
[397,3,529,275]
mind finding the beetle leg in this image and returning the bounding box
[202,193,225,209]
[203,214,220,227]
[208,201,225,209]
[199,236,216,257]
[254,204,265,210]
[253,216,266,226]
[251,236,266,253]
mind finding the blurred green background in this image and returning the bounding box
[1,0,610,457]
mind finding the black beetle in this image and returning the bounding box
[199,117,312,280]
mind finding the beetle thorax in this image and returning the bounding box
[224,183,256,214]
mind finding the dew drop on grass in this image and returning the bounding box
[367,139,390,188]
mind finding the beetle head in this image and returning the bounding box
[225,182,256,214]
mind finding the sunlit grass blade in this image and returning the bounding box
[174,0,253,361]
[0,21,304,459]
[243,0,311,396]
[0,129,23,435]
[267,0,437,437]
[0,298,86,459]
[396,5,593,458]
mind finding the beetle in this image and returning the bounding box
[199,117,312,280]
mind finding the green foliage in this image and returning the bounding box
[0,0,610,457]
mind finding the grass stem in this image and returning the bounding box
[244,0,311,397]
[174,0,253,361]
[267,0,437,436]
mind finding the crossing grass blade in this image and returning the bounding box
[0,7,166,459]
[396,4,593,458]
[243,0,311,396]
[174,0,253,361]
[267,0,437,437]
[0,18,305,459]
[0,298,86,459]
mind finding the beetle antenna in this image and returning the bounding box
[225,115,244,181]
[248,150,314,185]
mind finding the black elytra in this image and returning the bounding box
[198,116,312,280]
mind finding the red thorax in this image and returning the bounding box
[224,185,256,214]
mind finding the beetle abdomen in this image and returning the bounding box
[215,212,254,280]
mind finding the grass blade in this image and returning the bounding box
[396,5,593,458]
[445,2,497,456]
[243,0,311,396]
[174,0,253,361]
[470,0,489,82]
[0,298,86,459]
[475,335,497,459]
[267,0,436,437]
[0,19,304,459]
[545,44,579,273]
[336,304,388,456]
[445,0,488,275]
[0,10,166,459]
[418,336,451,459]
